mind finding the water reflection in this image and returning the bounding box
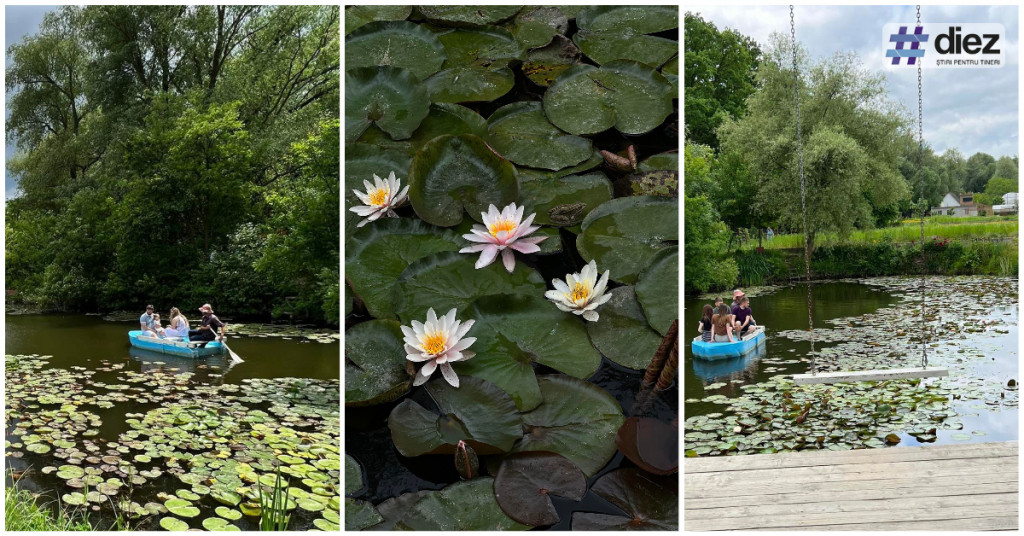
[691,341,765,383]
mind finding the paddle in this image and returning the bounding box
[221,334,244,364]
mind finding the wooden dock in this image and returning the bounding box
[685,441,1018,531]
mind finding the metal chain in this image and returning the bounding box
[917,5,928,369]
[791,5,815,373]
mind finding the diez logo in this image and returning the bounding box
[883,23,1005,68]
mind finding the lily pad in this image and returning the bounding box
[616,417,678,476]
[637,152,678,172]
[486,101,592,171]
[394,477,529,530]
[576,196,678,284]
[543,61,674,136]
[622,169,678,197]
[391,251,545,323]
[345,21,446,80]
[215,506,242,521]
[346,498,383,531]
[26,443,50,454]
[575,6,679,34]
[389,376,522,456]
[511,7,568,49]
[456,293,603,410]
[164,498,200,518]
[571,468,678,530]
[367,491,431,530]
[418,6,522,26]
[635,246,678,335]
[62,492,86,506]
[408,134,519,226]
[574,6,678,67]
[522,35,582,87]
[159,517,190,531]
[345,6,412,35]
[517,172,613,227]
[494,452,586,527]
[425,29,521,103]
[587,286,663,370]
[202,517,240,531]
[344,454,365,496]
[406,104,488,153]
[511,375,625,476]
[345,66,430,142]
[344,319,413,408]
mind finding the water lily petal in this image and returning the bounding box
[449,337,476,353]
[439,362,459,387]
[509,241,541,254]
[582,310,599,322]
[474,245,500,269]
[501,249,516,273]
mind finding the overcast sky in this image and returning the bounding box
[692,4,1019,159]
[6,5,54,199]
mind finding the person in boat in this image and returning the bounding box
[152,314,167,338]
[730,289,744,309]
[711,304,735,343]
[164,307,190,339]
[697,304,714,342]
[732,296,755,336]
[189,303,226,342]
[139,305,158,336]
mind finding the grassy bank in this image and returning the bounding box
[6,487,91,531]
[751,216,1018,250]
[734,238,1018,287]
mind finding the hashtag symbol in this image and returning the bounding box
[887,26,928,65]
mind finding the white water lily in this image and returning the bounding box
[349,171,409,227]
[545,260,612,322]
[401,307,476,388]
[459,203,545,273]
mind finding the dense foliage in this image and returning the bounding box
[6,6,340,324]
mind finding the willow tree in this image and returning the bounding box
[719,35,909,255]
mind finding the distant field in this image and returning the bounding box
[751,215,1018,250]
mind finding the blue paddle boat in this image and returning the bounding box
[128,330,225,358]
[691,325,766,360]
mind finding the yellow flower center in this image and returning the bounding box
[421,332,446,355]
[488,219,516,237]
[569,281,591,303]
[368,188,390,206]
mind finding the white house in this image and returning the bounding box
[931,192,990,217]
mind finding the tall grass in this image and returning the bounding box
[257,468,291,531]
[6,486,91,531]
[756,220,1017,250]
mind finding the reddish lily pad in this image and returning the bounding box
[494,452,586,526]
[571,468,678,530]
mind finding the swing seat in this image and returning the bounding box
[792,366,948,385]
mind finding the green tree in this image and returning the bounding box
[964,152,996,193]
[718,36,909,256]
[684,143,739,293]
[683,13,760,149]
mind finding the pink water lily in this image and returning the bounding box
[401,307,476,388]
[459,203,546,273]
[349,171,409,227]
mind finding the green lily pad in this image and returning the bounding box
[532,227,563,255]
[587,286,662,369]
[637,152,678,172]
[26,443,50,454]
[175,489,200,501]
[344,319,413,407]
[395,478,529,530]
[406,104,488,154]
[315,517,342,531]
[576,6,679,34]
[345,66,430,142]
[511,375,624,476]
[164,498,200,518]
[345,6,412,35]
[486,101,592,171]
[456,293,603,411]
[211,489,242,507]
[345,21,446,80]
[543,61,674,135]
[215,506,242,521]
[571,468,678,530]
[494,452,586,527]
[408,134,519,226]
[574,7,678,67]
[391,251,545,323]
[418,6,522,26]
[635,246,678,335]
[367,491,431,530]
[577,196,678,284]
[298,498,325,512]
[159,517,190,531]
[518,172,613,227]
[522,35,582,87]
[388,376,522,457]
[425,29,522,103]
[345,218,461,319]
[345,498,383,531]
[345,454,365,496]
[511,7,567,48]
[62,492,85,506]
[202,517,240,531]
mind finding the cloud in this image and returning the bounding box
[693,4,1019,158]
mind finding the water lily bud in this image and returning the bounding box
[454,440,478,480]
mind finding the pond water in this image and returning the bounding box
[684,277,1018,453]
[5,314,340,531]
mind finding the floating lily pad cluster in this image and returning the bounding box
[5,354,340,531]
[345,5,678,530]
[685,275,1018,456]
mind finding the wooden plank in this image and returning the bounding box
[686,489,1017,520]
[792,366,948,385]
[685,441,1018,473]
[685,481,1019,509]
[686,471,1017,498]
[748,516,1019,531]
[685,503,1017,531]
